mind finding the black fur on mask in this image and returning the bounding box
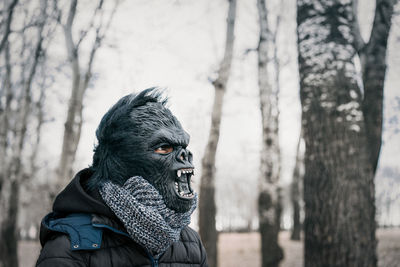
[87,88,195,212]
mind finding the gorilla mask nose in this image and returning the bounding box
[176,148,192,164]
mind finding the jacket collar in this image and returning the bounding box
[53,168,117,220]
[39,169,127,249]
[41,212,130,251]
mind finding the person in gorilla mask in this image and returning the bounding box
[36,88,208,267]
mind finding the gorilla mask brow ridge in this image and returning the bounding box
[149,129,190,150]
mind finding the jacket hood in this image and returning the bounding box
[53,168,115,217]
[39,168,122,247]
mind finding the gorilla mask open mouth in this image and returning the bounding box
[174,168,195,199]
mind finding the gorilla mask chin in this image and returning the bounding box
[89,88,196,213]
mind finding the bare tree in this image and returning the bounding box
[0,0,119,265]
[290,131,303,241]
[354,0,397,174]
[0,1,48,266]
[198,0,236,266]
[0,42,17,267]
[0,44,13,178]
[56,0,118,191]
[28,66,49,179]
[270,0,289,235]
[297,0,397,266]
[256,0,283,266]
[0,0,20,190]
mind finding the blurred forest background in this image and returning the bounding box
[0,0,399,267]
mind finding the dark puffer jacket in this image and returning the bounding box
[36,169,208,267]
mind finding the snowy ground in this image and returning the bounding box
[21,228,400,267]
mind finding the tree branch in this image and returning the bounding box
[82,0,119,91]
[76,0,104,49]
[63,0,80,80]
[212,0,236,88]
[367,0,397,53]
[361,0,397,174]
[0,0,19,53]
[351,0,366,55]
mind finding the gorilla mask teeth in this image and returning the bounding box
[176,168,193,178]
[174,168,195,200]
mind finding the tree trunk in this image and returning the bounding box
[0,43,13,188]
[29,75,47,177]
[0,7,45,266]
[56,0,84,190]
[359,0,396,174]
[0,180,19,267]
[297,0,396,266]
[56,0,117,192]
[256,0,283,266]
[198,1,236,267]
[57,69,85,189]
[291,132,303,241]
[271,1,284,234]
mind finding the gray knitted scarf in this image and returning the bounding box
[99,176,197,257]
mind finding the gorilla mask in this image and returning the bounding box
[88,88,196,213]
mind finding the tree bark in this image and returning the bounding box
[297,0,396,266]
[198,1,236,267]
[291,132,303,241]
[256,0,283,266]
[29,75,47,178]
[359,0,396,174]
[0,43,13,188]
[0,57,17,264]
[0,180,19,267]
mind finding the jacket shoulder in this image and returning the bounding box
[183,227,208,266]
[159,227,208,266]
[180,226,202,242]
[36,234,87,267]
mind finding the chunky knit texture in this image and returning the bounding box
[99,176,197,257]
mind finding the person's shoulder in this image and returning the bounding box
[36,234,87,267]
[178,227,208,266]
[180,226,202,243]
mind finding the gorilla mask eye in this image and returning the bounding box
[155,145,173,154]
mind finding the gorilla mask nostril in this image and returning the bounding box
[177,149,188,162]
